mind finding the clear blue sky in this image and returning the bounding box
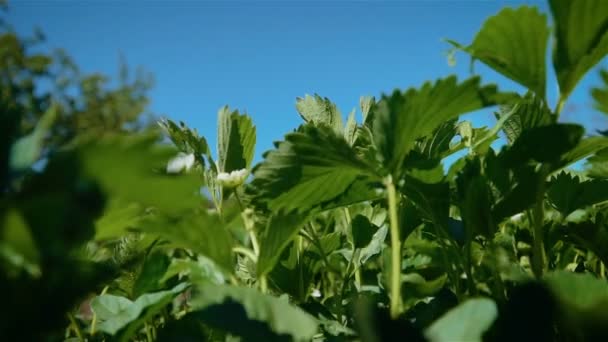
[9,0,608,164]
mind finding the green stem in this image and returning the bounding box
[386,178,402,319]
[233,246,257,263]
[555,95,567,118]
[67,313,83,341]
[145,322,154,342]
[531,170,548,278]
[90,285,109,335]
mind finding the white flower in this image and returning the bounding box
[216,169,249,188]
[510,213,524,222]
[166,152,195,173]
[311,288,322,298]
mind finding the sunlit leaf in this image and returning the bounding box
[296,94,343,133]
[592,69,608,115]
[373,76,500,176]
[249,124,377,213]
[448,6,549,97]
[424,298,498,342]
[217,106,256,172]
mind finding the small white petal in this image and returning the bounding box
[167,153,195,174]
[216,168,249,188]
[311,288,322,298]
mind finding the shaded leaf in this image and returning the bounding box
[352,215,379,249]
[140,209,233,272]
[257,211,307,276]
[592,69,608,115]
[550,0,608,99]
[547,172,608,215]
[190,282,319,341]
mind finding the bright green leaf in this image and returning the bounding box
[296,94,343,133]
[9,105,57,171]
[424,298,498,342]
[449,6,549,97]
[373,76,500,175]
[217,106,256,172]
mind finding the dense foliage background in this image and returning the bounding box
[2,0,608,341]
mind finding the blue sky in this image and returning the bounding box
[9,0,608,164]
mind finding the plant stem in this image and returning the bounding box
[90,285,109,335]
[531,170,548,278]
[145,322,153,342]
[343,208,363,289]
[555,95,566,118]
[386,178,402,319]
[67,313,83,341]
[232,246,257,263]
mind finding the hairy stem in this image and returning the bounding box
[386,179,402,319]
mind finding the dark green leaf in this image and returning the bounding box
[495,93,555,145]
[591,69,608,115]
[190,282,319,341]
[503,123,584,167]
[257,211,307,276]
[548,172,608,215]
[550,0,608,99]
[352,215,379,249]
[132,251,170,297]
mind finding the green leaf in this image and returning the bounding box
[132,251,171,297]
[550,0,608,100]
[373,76,499,175]
[456,158,495,239]
[91,283,188,336]
[544,271,608,335]
[560,136,608,170]
[496,93,555,145]
[449,6,549,97]
[360,95,375,124]
[401,174,450,231]
[249,125,376,213]
[94,199,144,240]
[564,211,608,266]
[76,132,201,214]
[158,118,210,166]
[257,211,307,276]
[352,215,379,249]
[296,94,343,133]
[140,209,233,272]
[190,282,319,341]
[592,69,608,115]
[9,105,57,171]
[547,172,608,215]
[0,208,41,277]
[344,108,357,146]
[503,123,584,167]
[424,298,498,342]
[217,106,256,172]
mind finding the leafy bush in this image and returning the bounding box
[2,0,608,341]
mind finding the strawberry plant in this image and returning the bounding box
[2,0,608,341]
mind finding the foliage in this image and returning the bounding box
[3,0,608,341]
